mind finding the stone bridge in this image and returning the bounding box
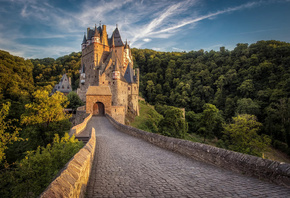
[41,115,290,198]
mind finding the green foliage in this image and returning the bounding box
[236,98,260,116]
[131,100,163,133]
[66,91,84,111]
[198,104,223,141]
[132,40,290,154]
[222,114,271,157]
[0,50,34,103]
[1,133,83,198]
[21,90,71,149]
[158,106,188,138]
[31,52,81,90]
[0,102,23,166]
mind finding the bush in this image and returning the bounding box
[1,133,83,198]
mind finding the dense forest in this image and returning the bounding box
[0,50,83,197]
[1,39,290,196]
[131,40,290,156]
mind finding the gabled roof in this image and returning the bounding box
[124,63,134,83]
[86,86,112,96]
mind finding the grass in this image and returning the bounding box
[130,100,155,129]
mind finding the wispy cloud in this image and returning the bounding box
[146,2,258,38]
[0,0,288,58]
[127,1,261,49]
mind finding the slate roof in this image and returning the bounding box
[111,28,124,47]
[82,35,87,44]
[124,63,134,83]
[86,86,112,96]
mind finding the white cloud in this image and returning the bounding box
[143,38,151,42]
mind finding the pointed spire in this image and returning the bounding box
[111,26,124,47]
[124,39,130,49]
[82,33,86,44]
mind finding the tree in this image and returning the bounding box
[3,133,83,198]
[0,102,23,166]
[21,90,71,147]
[66,91,84,111]
[237,79,255,98]
[236,98,260,116]
[222,114,270,157]
[158,106,188,138]
[198,103,222,142]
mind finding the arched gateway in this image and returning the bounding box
[86,86,112,116]
[93,102,105,115]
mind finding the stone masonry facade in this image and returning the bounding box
[77,23,139,124]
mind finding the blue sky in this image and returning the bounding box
[0,0,289,59]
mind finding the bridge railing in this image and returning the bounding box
[106,114,290,188]
[40,127,97,198]
[69,113,92,137]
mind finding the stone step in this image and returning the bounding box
[76,136,90,144]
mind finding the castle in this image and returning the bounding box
[77,24,139,124]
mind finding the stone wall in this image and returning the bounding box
[86,95,112,116]
[40,128,97,198]
[69,113,92,137]
[73,106,89,126]
[111,105,125,124]
[106,114,290,188]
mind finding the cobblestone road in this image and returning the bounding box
[83,116,290,198]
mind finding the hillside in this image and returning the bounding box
[131,40,290,156]
[1,39,290,158]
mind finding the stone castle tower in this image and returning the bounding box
[77,24,139,124]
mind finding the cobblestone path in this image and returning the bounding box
[84,116,290,198]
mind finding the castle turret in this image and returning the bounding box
[82,34,87,50]
[92,24,100,43]
[112,58,120,80]
[101,25,108,46]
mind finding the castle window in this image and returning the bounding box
[62,85,64,89]
[115,109,116,112]
[113,82,115,84]
[65,79,67,81]
[134,87,136,90]
[103,82,104,84]
[128,87,130,90]
[109,81,111,84]
[67,86,69,89]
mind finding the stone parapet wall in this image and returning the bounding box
[40,128,97,198]
[69,113,92,137]
[106,114,290,188]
